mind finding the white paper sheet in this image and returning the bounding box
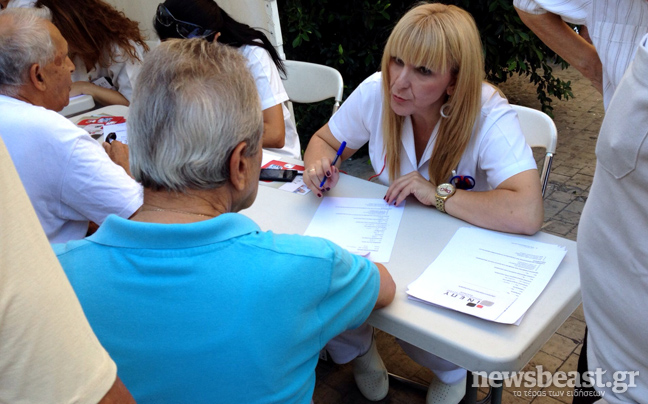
[102,123,128,144]
[278,176,311,195]
[261,152,278,167]
[407,227,567,324]
[304,197,404,263]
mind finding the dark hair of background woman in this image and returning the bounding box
[35,0,148,70]
[155,0,285,75]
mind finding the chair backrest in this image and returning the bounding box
[511,105,558,197]
[282,60,344,127]
[145,40,160,51]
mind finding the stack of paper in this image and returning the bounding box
[407,227,567,325]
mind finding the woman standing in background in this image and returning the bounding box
[154,0,301,159]
[5,0,148,106]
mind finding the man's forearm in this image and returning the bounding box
[515,8,603,93]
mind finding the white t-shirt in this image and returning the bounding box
[0,95,142,243]
[0,136,117,404]
[329,72,536,190]
[238,44,301,159]
[72,41,145,103]
[514,0,648,109]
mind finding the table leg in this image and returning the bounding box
[465,372,505,404]
[490,384,503,404]
[463,372,479,403]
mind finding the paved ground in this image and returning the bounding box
[316,65,604,404]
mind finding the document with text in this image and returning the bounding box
[304,197,404,263]
[407,227,567,324]
[102,122,128,143]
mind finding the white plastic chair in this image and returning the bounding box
[281,60,344,127]
[145,40,160,51]
[511,105,558,197]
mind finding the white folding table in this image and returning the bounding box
[59,94,95,117]
[243,165,581,404]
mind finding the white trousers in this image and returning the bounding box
[325,323,467,385]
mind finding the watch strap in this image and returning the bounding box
[435,194,447,213]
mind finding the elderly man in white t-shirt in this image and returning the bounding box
[0,8,141,243]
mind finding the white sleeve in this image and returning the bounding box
[0,137,117,404]
[107,42,145,102]
[475,98,538,189]
[328,74,381,150]
[5,0,36,7]
[243,46,289,111]
[60,135,142,225]
[513,0,589,24]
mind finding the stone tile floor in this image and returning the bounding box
[319,65,604,404]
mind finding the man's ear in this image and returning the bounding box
[29,63,46,91]
[228,141,251,192]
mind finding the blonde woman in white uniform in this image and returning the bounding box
[303,4,544,403]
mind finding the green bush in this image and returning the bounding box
[278,0,573,152]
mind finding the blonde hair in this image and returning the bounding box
[380,3,484,185]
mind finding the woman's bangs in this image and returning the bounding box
[390,20,448,74]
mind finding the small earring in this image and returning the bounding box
[440,103,451,119]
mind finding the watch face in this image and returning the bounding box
[437,183,455,197]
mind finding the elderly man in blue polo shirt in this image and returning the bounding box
[54,38,396,404]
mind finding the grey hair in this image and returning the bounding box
[0,7,54,96]
[128,38,263,192]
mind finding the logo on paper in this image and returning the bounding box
[443,290,494,308]
[466,300,494,309]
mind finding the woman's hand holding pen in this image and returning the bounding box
[304,157,341,197]
[304,140,347,197]
[384,171,436,206]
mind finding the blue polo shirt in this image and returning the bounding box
[54,213,380,404]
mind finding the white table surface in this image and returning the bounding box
[59,94,96,117]
[243,169,581,375]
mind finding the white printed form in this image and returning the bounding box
[407,227,566,324]
[304,197,404,263]
[102,123,128,143]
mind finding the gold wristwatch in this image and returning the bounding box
[435,183,456,213]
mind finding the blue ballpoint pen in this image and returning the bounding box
[320,141,346,188]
